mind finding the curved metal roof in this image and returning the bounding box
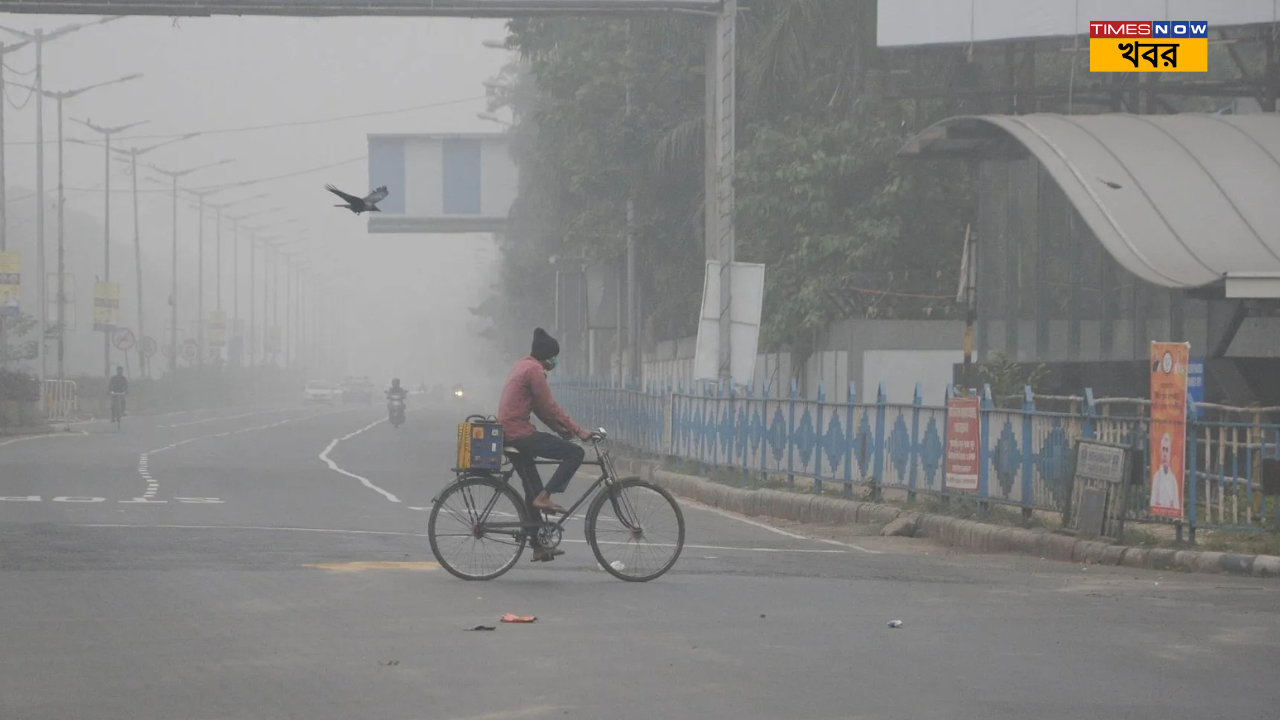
[899,113,1280,290]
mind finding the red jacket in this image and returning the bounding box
[498,356,583,441]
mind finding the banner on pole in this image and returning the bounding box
[0,252,19,317]
[1149,342,1190,519]
[93,282,120,332]
[208,310,228,348]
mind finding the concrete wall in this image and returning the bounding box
[640,318,965,401]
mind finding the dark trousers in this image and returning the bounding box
[509,431,585,498]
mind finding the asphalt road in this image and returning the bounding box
[3,399,1279,720]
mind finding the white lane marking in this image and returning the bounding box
[159,407,306,429]
[318,418,401,503]
[558,538,844,554]
[681,499,884,555]
[139,407,343,501]
[68,523,848,554]
[0,431,88,448]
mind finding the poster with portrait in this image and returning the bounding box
[1149,342,1190,519]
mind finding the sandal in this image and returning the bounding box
[532,500,567,515]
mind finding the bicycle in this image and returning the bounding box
[109,391,125,430]
[427,428,685,582]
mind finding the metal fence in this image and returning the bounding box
[556,377,1280,534]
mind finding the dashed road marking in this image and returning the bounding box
[0,431,88,448]
[304,561,440,573]
[67,523,850,554]
[681,500,884,555]
[159,407,308,429]
[318,418,401,503]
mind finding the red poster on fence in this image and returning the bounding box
[1149,342,1190,519]
[946,396,981,493]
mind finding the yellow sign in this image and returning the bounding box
[0,251,19,317]
[93,282,120,332]
[208,310,228,348]
[1089,21,1208,73]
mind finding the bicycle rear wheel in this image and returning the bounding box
[428,475,528,581]
[585,477,685,582]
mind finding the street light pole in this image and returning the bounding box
[13,74,143,383]
[143,158,233,373]
[0,18,121,404]
[74,116,147,378]
[225,207,282,369]
[106,132,200,378]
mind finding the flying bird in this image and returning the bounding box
[325,184,389,214]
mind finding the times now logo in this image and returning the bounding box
[1089,21,1208,38]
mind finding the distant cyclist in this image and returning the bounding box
[108,366,129,421]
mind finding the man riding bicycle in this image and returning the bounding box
[498,328,592,562]
[108,367,128,419]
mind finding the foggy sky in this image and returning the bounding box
[1,13,511,388]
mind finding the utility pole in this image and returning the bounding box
[0,17,121,403]
[184,187,218,368]
[74,116,148,378]
[144,159,233,373]
[17,76,142,384]
[108,132,200,377]
[0,39,29,369]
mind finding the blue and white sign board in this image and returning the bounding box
[1187,358,1205,417]
[367,133,518,234]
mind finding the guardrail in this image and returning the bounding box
[556,377,1280,536]
[43,379,78,424]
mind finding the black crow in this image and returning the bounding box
[326,184,389,214]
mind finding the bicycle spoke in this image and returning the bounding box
[589,480,683,581]
[429,478,528,581]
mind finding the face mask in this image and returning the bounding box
[546,357,558,371]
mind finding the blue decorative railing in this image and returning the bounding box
[555,377,1280,533]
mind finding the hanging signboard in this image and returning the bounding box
[93,282,120,332]
[0,251,19,317]
[208,310,228,349]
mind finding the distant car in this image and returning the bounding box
[341,377,374,405]
[304,379,336,405]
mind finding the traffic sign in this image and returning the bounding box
[139,336,158,359]
[181,339,198,362]
[112,327,136,352]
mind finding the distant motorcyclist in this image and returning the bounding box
[386,378,408,401]
[386,378,408,427]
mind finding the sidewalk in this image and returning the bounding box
[614,457,1280,579]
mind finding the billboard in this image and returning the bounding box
[367,134,518,234]
[0,1,727,17]
[0,252,18,317]
[692,261,765,383]
[877,0,1278,48]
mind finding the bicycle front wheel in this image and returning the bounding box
[585,477,685,582]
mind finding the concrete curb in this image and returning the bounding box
[619,459,1280,580]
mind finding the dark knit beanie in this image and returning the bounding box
[531,327,560,361]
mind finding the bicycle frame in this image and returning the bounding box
[447,442,626,537]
